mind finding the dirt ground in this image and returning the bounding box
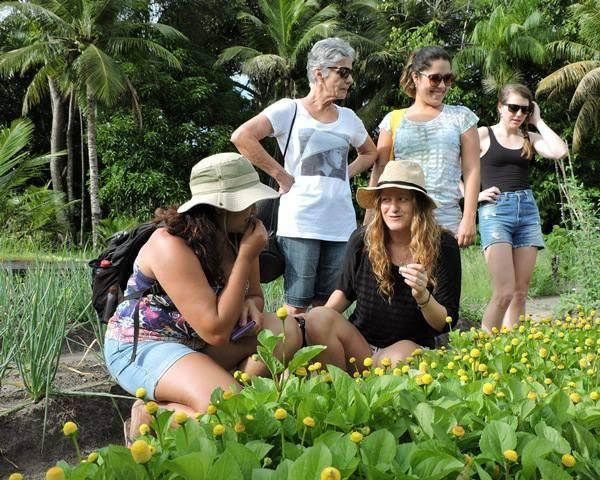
[0,328,130,479]
[0,296,561,478]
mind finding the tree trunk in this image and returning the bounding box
[86,86,101,250]
[79,108,86,246]
[66,90,77,236]
[48,77,68,229]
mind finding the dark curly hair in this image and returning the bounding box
[400,46,452,99]
[152,205,225,287]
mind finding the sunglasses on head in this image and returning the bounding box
[504,103,531,114]
[417,71,454,87]
[328,66,353,79]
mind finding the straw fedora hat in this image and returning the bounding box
[178,153,279,213]
[356,160,437,210]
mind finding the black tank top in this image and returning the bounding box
[481,127,531,192]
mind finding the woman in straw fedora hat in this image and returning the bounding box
[305,161,461,368]
[104,153,302,441]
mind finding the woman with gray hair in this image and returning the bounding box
[232,37,377,316]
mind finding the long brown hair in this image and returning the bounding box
[400,46,452,99]
[152,205,226,287]
[364,191,442,302]
[498,84,535,159]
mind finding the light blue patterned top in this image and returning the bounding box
[379,104,478,233]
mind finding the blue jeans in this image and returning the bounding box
[478,189,545,251]
[277,236,347,308]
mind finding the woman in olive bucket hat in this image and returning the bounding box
[104,153,302,441]
[305,160,461,370]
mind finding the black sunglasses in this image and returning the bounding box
[417,71,454,87]
[328,66,353,79]
[504,103,531,114]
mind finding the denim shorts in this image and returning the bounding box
[277,236,347,308]
[478,189,545,251]
[104,337,203,400]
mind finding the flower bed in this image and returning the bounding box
[14,308,600,480]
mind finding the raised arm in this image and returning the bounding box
[147,222,267,345]
[231,115,295,194]
[529,102,569,159]
[369,129,392,187]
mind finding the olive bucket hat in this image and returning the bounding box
[177,153,279,213]
[356,160,437,210]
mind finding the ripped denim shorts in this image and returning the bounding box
[478,189,545,251]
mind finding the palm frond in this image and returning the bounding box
[537,61,600,97]
[106,37,181,69]
[0,43,53,77]
[216,46,263,66]
[146,22,189,43]
[546,41,600,63]
[22,66,53,114]
[241,54,287,82]
[74,44,127,106]
[572,96,600,152]
[1,1,73,35]
[569,67,600,111]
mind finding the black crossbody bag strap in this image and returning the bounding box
[268,101,298,231]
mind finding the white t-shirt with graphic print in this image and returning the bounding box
[263,98,368,241]
[379,104,478,233]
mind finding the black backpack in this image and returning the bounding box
[89,222,165,361]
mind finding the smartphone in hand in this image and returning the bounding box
[230,320,256,342]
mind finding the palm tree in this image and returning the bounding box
[217,0,339,106]
[537,0,600,151]
[454,0,554,93]
[0,0,185,248]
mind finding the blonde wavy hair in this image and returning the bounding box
[364,191,442,302]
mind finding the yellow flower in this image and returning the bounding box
[482,383,494,395]
[579,358,589,368]
[374,367,384,376]
[241,372,251,383]
[295,367,307,377]
[412,348,423,356]
[233,370,242,379]
[503,450,518,462]
[421,373,433,385]
[135,387,147,399]
[452,425,465,437]
[173,411,188,424]
[234,422,246,433]
[491,326,499,334]
[9,474,24,480]
[213,424,226,436]
[478,363,488,373]
[46,467,65,480]
[274,408,287,420]
[381,357,392,367]
[460,375,469,382]
[363,357,373,367]
[130,440,153,464]
[561,453,576,467]
[527,391,537,401]
[447,362,455,370]
[470,348,481,358]
[496,392,506,398]
[401,365,410,373]
[362,369,370,378]
[361,426,371,436]
[591,391,599,400]
[353,371,360,378]
[393,367,402,376]
[349,357,356,364]
[539,348,548,358]
[276,307,288,319]
[139,423,151,435]
[313,362,322,371]
[206,404,217,415]
[504,345,512,353]
[251,353,259,361]
[544,378,553,385]
[430,361,438,369]
[445,316,453,324]
[350,431,364,443]
[246,414,255,421]
[87,452,99,463]
[145,401,159,415]
[511,338,519,346]
[223,390,234,400]
[509,367,517,374]
[62,421,78,437]
[570,393,582,404]
[303,417,316,428]
[321,466,341,480]
[419,361,428,372]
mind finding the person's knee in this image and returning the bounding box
[283,317,303,355]
[513,289,528,304]
[305,307,338,340]
[286,304,307,316]
[492,290,514,309]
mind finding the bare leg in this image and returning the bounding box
[503,247,537,328]
[305,306,371,371]
[286,304,307,315]
[481,243,516,333]
[373,340,421,367]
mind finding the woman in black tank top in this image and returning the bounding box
[477,84,568,333]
